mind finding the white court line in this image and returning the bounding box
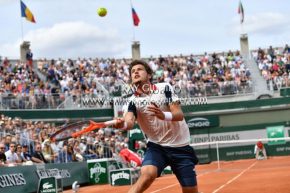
[212,161,257,193]
[148,171,212,193]
[149,183,180,193]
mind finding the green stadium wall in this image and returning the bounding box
[0,162,89,193]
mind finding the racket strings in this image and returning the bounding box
[50,121,88,141]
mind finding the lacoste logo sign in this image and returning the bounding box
[43,182,53,189]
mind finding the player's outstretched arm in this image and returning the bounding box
[168,101,184,121]
[147,102,184,121]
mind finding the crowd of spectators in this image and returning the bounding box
[35,50,252,107]
[1,49,253,109]
[0,57,64,109]
[147,50,252,97]
[3,45,290,110]
[0,114,133,166]
[253,44,290,90]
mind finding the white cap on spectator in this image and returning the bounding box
[43,139,50,145]
[75,153,83,162]
[98,130,104,135]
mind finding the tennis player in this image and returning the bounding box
[115,60,199,193]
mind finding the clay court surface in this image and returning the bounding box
[64,156,290,193]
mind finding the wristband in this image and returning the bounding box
[121,122,128,130]
[163,112,173,121]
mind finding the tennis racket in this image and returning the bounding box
[49,120,117,142]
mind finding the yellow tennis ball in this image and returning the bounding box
[97,7,107,17]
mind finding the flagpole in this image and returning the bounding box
[241,22,244,35]
[241,1,244,35]
[130,0,136,41]
[21,18,24,41]
[240,17,243,35]
[20,0,24,41]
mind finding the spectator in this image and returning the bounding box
[21,144,33,162]
[57,144,77,163]
[16,144,25,163]
[2,57,9,68]
[267,46,275,62]
[4,134,12,151]
[5,142,21,164]
[0,143,7,165]
[283,44,290,54]
[79,136,87,154]
[74,147,84,162]
[26,49,33,69]
[41,140,55,163]
[73,140,84,161]
[32,143,48,163]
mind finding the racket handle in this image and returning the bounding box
[104,120,117,126]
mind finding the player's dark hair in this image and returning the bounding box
[129,60,153,82]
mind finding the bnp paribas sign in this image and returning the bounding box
[186,116,219,128]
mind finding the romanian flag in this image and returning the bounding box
[132,8,140,26]
[21,1,36,23]
[238,0,244,24]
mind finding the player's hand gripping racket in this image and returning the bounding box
[49,120,117,142]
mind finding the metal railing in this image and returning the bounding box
[0,81,254,110]
[173,81,254,98]
[0,93,65,109]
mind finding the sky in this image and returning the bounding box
[0,0,290,59]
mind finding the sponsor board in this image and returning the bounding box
[37,177,57,193]
[36,168,70,179]
[186,116,219,129]
[0,162,88,193]
[109,168,140,186]
[267,126,285,145]
[111,171,130,186]
[89,162,107,184]
[191,129,267,147]
[87,159,118,185]
[0,173,26,188]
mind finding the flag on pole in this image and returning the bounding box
[238,0,244,24]
[21,0,36,23]
[132,7,140,26]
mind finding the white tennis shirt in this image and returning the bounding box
[127,82,190,147]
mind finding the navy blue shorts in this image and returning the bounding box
[142,142,199,187]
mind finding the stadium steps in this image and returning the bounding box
[247,55,273,99]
